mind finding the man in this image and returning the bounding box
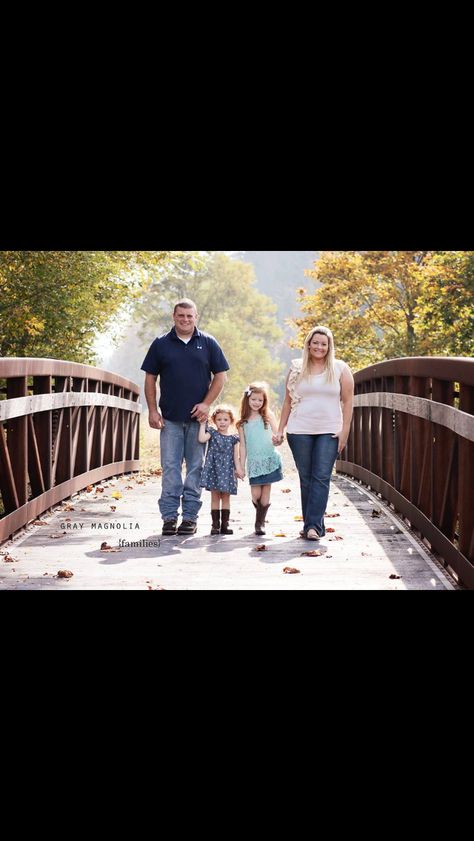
[141,299,229,536]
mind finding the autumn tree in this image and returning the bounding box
[415,251,474,356]
[292,251,474,369]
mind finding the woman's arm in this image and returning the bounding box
[274,371,292,443]
[198,421,211,443]
[332,365,355,453]
[268,410,279,435]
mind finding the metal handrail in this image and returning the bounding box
[0,358,141,542]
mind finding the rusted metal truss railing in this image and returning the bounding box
[0,358,141,542]
[337,357,474,589]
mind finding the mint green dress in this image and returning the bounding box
[243,418,283,485]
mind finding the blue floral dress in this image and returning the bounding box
[200,428,240,494]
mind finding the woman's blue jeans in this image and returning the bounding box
[287,433,339,537]
[159,421,206,522]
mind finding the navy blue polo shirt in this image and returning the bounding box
[141,327,229,422]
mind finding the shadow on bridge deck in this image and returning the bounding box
[0,444,459,590]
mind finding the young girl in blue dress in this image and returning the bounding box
[236,382,283,536]
[199,405,244,535]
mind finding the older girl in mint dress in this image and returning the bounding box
[236,381,283,536]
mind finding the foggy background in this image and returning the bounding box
[96,251,319,401]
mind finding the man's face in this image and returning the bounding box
[173,306,198,336]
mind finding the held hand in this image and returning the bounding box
[149,410,165,430]
[191,402,210,424]
[272,432,285,446]
[235,468,245,480]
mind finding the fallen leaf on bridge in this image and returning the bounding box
[111,492,123,500]
[281,488,292,493]
[372,509,382,518]
[255,545,267,552]
[389,574,401,580]
[294,516,304,521]
[95,486,105,494]
[100,543,122,552]
[325,513,340,518]
[274,532,287,537]
[62,505,75,511]
[301,550,322,557]
[86,486,94,493]
[3,555,15,563]
[110,506,117,512]
[283,567,300,574]
[32,520,48,526]
[50,533,67,539]
[57,570,74,579]
[326,528,336,533]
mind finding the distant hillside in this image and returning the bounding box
[235,251,320,390]
[236,251,319,322]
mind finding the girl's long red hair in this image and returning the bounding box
[237,382,270,429]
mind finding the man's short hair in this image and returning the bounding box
[174,298,198,315]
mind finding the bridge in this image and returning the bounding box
[1,356,473,590]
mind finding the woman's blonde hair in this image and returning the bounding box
[237,382,270,429]
[210,404,237,427]
[300,325,336,383]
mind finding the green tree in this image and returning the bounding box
[134,252,285,406]
[0,251,183,362]
[292,251,474,369]
[415,251,474,356]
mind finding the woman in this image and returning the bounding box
[274,326,354,540]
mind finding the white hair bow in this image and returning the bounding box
[245,387,252,397]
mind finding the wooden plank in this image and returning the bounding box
[0,357,141,394]
[0,422,19,512]
[33,376,52,492]
[353,393,474,441]
[0,392,141,421]
[27,415,46,496]
[354,357,474,388]
[6,377,28,506]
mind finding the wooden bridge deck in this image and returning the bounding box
[0,445,459,590]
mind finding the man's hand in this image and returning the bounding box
[149,410,165,430]
[191,402,210,424]
[272,432,285,446]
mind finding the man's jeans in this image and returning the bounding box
[159,421,206,522]
[287,433,339,537]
